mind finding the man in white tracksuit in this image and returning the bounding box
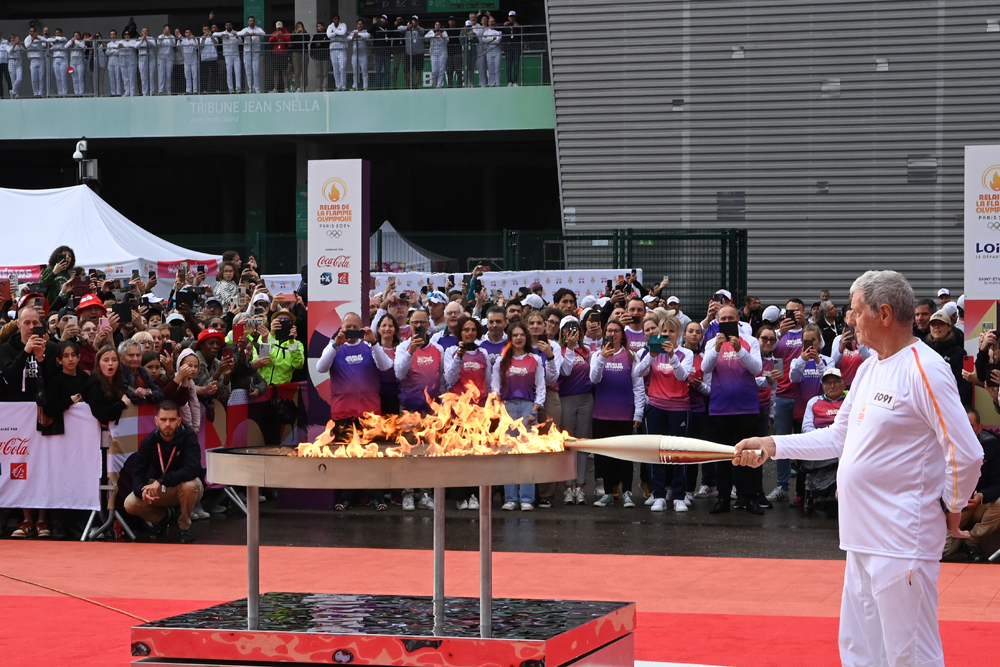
[25,27,47,96]
[47,29,69,95]
[238,17,265,93]
[213,22,242,92]
[179,30,200,94]
[156,25,175,93]
[425,22,447,88]
[349,20,370,90]
[480,17,502,87]
[67,32,87,95]
[136,28,156,96]
[327,16,348,91]
[105,31,123,96]
[735,269,983,667]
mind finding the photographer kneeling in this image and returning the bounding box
[124,401,205,544]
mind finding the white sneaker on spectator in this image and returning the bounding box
[622,491,635,508]
[684,492,694,507]
[418,493,434,510]
[402,495,416,511]
[520,502,533,511]
[650,498,667,512]
[563,488,575,504]
[673,499,689,512]
[457,499,469,510]
[766,486,788,501]
[468,495,480,510]
[730,487,738,500]
[695,485,717,498]
[191,502,209,521]
[595,479,605,496]
[593,493,614,507]
[575,487,587,504]
[644,494,656,506]
[501,501,517,511]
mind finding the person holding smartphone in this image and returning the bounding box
[39,245,76,303]
[0,304,58,404]
[831,306,872,387]
[443,315,492,406]
[260,309,303,386]
[557,316,593,504]
[635,316,693,512]
[701,305,764,515]
[785,323,834,506]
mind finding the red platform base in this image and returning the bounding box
[130,593,635,667]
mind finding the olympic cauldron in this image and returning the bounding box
[129,386,744,667]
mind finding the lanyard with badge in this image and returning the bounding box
[157,443,176,493]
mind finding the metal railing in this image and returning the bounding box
[0,27,549,99]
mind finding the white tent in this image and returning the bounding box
[0,185,218,284]
[371,220,457,273]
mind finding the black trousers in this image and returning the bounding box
[592,418,634,494]
[710,412,758,500]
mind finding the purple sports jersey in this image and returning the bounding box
[479,338,507,364]
[400,345,442,411]
[559,347,593,397]
[708,338,759,416]
[773,329,802,398]
[453,348,490,405]
[501,354,540,402]
[793,360,824,420]
[624,327,646,355]
[593,349,636,422]
[435,330,458,351]
[328,343,382,420]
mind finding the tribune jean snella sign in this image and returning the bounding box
[306,159,371,407]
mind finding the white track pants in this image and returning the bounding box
[331,49,346,90]
[224,55,241,91]
[351,50,368,89]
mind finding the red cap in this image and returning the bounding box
[77,293,107,314]
[196,328,225,349]
[17,293,49,317]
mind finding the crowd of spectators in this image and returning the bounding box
[2,249,995,562]
[0,10,539,98]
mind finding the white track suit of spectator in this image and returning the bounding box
[327,18,348,92]
[213,27,243,92]
[67,35,87,95]
[7,39,24,98]
[426,24,448,88]
[47,31,69,95]
[136,31,156,96]
[104,37,122,96]
[156,29,175,93]
[238,20,265,93]
[349,23,370,90]
[25,31,47,96]
[480,21,502,87]
[179,34,200,93]
[119,36,138,97]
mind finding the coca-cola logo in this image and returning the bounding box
[317,255,351,268]
[1,438,29,456]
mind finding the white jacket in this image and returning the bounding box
[327,22,348,50]
[237,26,265,53]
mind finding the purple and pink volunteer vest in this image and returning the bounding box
[593,348,635,422]
[810,395,845,429]
[400,345,442,411]
[708,338,758,416]
[451,348,490,405]
[559,347,593,397]
[500,354,540,402]
[328,342,381,420]
[647,350,690,412]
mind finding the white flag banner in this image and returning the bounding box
[0,403,102,511]
[372,269,644,301]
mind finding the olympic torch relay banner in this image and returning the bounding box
[964,145,1000,427]
[0,403,102,511]
[307,159,371,415]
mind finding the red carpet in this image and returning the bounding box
[1,542,998,667]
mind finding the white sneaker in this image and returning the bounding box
[766,486,789,501]
[622,491,635,508]
[457,499,469,510]
[575,487,587,505]
[673,499,689,512]
[595,480,605,496]
[191,502,210,521]
[684,492,694,507]
[467,495,480,510]
[695,485,717,498]
[418,493,434,510]
[650,498,667,512]
[520,502,534,511]
[402,495,415,511]
[730,487,738,500]
[563,488,576,504]
[644,494,656,506]
[593,493,614,507]
[501,501,517,511]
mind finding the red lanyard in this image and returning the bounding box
[157,443,176,476]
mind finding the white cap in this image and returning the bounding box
[142,293,163,304]
[942,302,959,317]
[957,294,965,310]
[715,289,733,301]
[642,294,657,304]
[580,295,597,309]
[762,305,781,322]
[666,295,680,305]
[508,10,517,15]
[822,368,842,379]
[252,293,271,304]
[523,294,545,309]
[559,315,580,330]
[166,312,186,324]
[427,291,448,304]
[598,296,610,307]
[937,288,950,297]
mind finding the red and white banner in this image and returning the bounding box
[0,403,102,511]
[0,265,42,282]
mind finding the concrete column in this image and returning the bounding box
[246,152,267,263]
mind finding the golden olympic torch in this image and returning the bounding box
[565,434,760,465]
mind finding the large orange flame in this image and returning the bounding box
[297,383,570,458]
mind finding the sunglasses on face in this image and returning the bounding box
[759,336,776,342]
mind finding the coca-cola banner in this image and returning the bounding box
[306,159,371,420]
[0,403,102,511]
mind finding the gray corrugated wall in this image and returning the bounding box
[545,0,1000,305]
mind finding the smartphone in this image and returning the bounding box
[461,341,478,351]
[197,265,206,275]
[602,335,613,348]
[131,269,140,280]
[448,274,455,285]
[773,357,784,376]
[32,325,45,337]
[344,329,364,341]
[983,322,994,332]
[71,275,91,297]
[275,319,292,342]
[175,289,196,307]
[148,270,157,280]
[238,286,248,306]
[67,315,78,327]
[27,282,45,295]
[140,296,150,308]
[99,317,111,333]
[647,334,668,355]
[170,326,186,343]
[719,321,740,338]
[258,343,272,358]
[606,280,614,294]
[803,338,816,351]
[413,325,427,341]
[222,346,234,361]
[9,273,19,290]
[964,355,975,374]
[233,322,245,340]
[178,262,188,276]
[112,302,132,323]
[161,340,173,355]
[0,278,9,304]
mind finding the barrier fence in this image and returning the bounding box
[0,27,549,99]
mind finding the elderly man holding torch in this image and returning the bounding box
[734,270,983,667]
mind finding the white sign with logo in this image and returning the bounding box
[306,159,371,401]
[0,403,102,510]
[965,145,1000,298]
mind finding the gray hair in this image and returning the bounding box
[117,340,142,355]
[849,270,915,325]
